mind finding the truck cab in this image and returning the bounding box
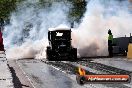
[46,28,77,61]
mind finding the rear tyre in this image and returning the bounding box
[46,47,53,61]
[71,48,77,61]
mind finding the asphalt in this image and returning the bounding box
[16,59,87,88]
[0,52,13,88]
[8,60,34,88]
[6,57,132,88]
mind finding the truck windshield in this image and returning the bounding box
[53,31,71,40]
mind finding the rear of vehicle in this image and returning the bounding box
[46,28,77,61]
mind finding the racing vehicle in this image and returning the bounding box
[46,28,77,61]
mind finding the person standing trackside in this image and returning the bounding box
[108,29,113,57]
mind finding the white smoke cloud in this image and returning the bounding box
[3,0,132,59]
[72,0,132,57]
[4,0,70,59]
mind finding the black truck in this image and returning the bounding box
[46,28,77,61]
[113,34,132,56]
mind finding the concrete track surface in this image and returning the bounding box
[7,58,132,88]
[0,52,13,88]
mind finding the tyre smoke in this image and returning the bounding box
[3,0,132,59]
[72,0,132,57]
[4,0,70,59]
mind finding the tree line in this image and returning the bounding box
[0,0,87,23]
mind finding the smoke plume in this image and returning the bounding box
[3,0,132,59]
[72,0,132,57]
[4,0,70,59]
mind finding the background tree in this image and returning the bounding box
[0,0,87,24]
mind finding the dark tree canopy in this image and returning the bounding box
[68,0,87,23]
[0,0,87,23]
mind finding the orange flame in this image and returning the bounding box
[78,66,86,76]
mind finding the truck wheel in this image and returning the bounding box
[46,47,53,61]
[71,48,77,61]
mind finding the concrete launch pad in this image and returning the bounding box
[2,56,132,88]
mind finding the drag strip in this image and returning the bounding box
[76,61,132,74]
[8,59,132,88]
[42,60,131,88]
[16,59,89,88]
